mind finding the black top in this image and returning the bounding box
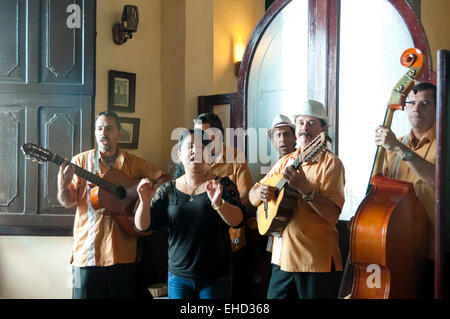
[148,177,246,281]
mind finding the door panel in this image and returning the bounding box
[38,100,88,214]
[0,0,95,235]
[0,0,26,84]
[40,0,82,84]
[0,107,24,214]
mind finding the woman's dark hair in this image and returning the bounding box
[174,128,211,179]
[173,163,186,179]
[177,128,211,150]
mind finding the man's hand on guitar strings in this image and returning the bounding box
[257,185,276,203]
[283,165,314,196]
[58,158,75,190]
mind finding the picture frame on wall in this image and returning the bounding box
[108,70,136,113]
[118,117,140,149]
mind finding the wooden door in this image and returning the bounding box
[0,0,96,235]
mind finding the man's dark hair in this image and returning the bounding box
[412,82,437,103]
[193,112,224,135]
[95,110,122,131]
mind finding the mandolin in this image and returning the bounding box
[257,132,330,236]
[21,143,152,238]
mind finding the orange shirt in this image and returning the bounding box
[382,124,436,259]
[69,149,165,267]
[256,149,345,272]
[210,145,253,202]
[210,145,253,251]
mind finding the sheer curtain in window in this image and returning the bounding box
[338,0,414,220]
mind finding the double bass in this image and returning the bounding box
[341,48,431,299]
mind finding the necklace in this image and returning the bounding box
[184,175,203,202]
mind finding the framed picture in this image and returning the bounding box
[197,93,241,129]
[108,70,136,113]
[197,92,243,150]
[118,117,140,149]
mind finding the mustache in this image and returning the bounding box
[100,136,110,142]
[298,131,312,138]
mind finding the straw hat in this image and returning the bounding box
[293,99,329,125]
[267,114,296,136]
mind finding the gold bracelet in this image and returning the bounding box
[212,199,225,210]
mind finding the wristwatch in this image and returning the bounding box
[302,189,315,202]
[402,149,414,161]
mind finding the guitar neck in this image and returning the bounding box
[52,154,118,195]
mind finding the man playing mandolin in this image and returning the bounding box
[249,100,345,299]
[375,82,436,297]
[57,110,167,299]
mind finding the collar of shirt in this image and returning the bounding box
[98,148,126,172]
[409,123,436,150]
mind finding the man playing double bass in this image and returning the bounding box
[249,100,345,299]
[375,82,436,297]
[57,110,168,299]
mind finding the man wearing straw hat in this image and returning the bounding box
[250,100,345,299]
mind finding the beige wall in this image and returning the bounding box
[421,0,450,71]
[0,236,73,298]
[96,0,164,169]
[213,0,265,94]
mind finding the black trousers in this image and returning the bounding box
[267,264,341,299]
[72,263,137,299]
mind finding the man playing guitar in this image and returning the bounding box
[249,100,345,299]
[57,110,167,299]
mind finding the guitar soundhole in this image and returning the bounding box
[116,186,127,200]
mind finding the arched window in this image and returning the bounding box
[238,0,433,220]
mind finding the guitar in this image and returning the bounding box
[21,143,152,238]
[257,132,330,236]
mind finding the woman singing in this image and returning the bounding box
[134,128,245,299]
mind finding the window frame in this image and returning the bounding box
[238,0,434,154]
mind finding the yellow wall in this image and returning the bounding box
[96,0,164,169]
[213,0,265,94]
[421,0,450,71]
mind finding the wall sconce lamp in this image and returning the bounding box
[112,5,139,45]
[234,41,245,77]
